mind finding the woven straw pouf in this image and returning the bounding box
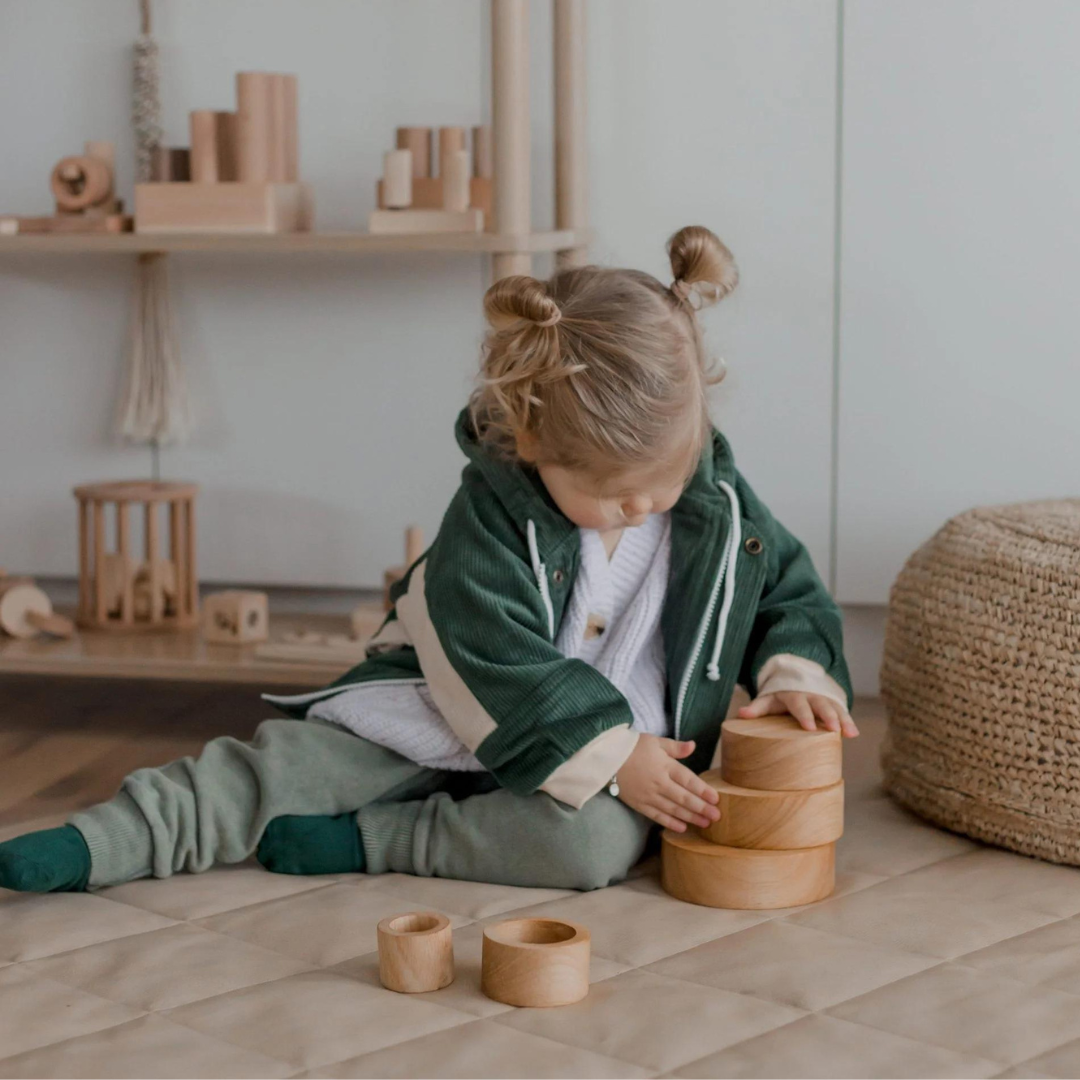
[881,499,1080,864]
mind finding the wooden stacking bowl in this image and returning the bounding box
[699,769,844,849]
[481,917,590,1007]
[661,829,835,910]
[720,716,842,791]
[376,911,454,994]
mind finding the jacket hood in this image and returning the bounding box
[453,408,740,543]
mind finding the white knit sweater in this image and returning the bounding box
[309,512,673,770]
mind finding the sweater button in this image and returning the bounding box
[552,569,565,584]
[744,537,763,555]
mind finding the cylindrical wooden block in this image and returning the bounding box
[396,127,432,179]
[150,147,191,182]
[51,155,112,212]
[281,75,299,181]
[472,125,493,179]
[268,74,287,182]
[698,770,844,849]
[382,150,413,208]
[720,716,842,791]
[481,918,590,1008]
[237,72,273,182]
[437,126,466,178]
[190,110,221,183]
[661,830,836,910]
[442,150,471,212]
[377,912,454,994]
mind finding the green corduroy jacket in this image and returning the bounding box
[266,410,851,806]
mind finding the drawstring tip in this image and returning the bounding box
[706,664,720,682]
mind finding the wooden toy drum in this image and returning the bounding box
[74,480,198,631]
[481,917,590,1007]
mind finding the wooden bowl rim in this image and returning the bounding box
[701,770,845,799]
[662,829,834,858]
[483,917,589,949]
[377,911,451,937]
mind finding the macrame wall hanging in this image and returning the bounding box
[115,0,193,470]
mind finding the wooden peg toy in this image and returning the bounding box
[0,579,75,640]
[382,149,413,209]
[481,918,590,1007]
[472,125,493,179]
[150,147,191,182]
[201,591,269,645]
[661,830,835,910]
[189,110,238,183]
[396,127,433,178]
[442,149,471,212]
[697,770,844,849]
[377,911,454,994]
[720,716,842,791]
[437,126,467,178]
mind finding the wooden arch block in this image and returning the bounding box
[698,770,844,849]
[720,716,842,791]
[661,830,835,910]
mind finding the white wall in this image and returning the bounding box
[0,0,840,590]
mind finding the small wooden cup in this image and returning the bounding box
[481,917,590,1007]
[377,911,454,994]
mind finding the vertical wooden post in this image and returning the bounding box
[169,498,183,617]
[554,0,588,268]
[145,501,163,624]
[117,502,134,625]
[184,496,198,619]
[491,0,532,280]
[77,496,89,622]
[93,501,106,624]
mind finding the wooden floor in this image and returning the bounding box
[0,674,302,831]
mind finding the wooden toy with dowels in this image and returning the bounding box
[370,125,492,234]
[661,716,844,909]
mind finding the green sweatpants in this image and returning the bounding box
[69,717,652,891]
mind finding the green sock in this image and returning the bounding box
[0,825,91,892]
[256,813,366,876]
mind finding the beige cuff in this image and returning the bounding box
[756,654,848,710]
[539,726,640,809]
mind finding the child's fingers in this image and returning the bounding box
[786,695,819,732]
[660,738,695,760]
[671,763,721,807]
[736,695,779,718]
[646,803,688,832]
[663,775,720,822]
[654,794,713,830]
[839,712,860,738]
[813,699,842,733]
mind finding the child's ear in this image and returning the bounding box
[515,430,539,463]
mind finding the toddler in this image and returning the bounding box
[0,226,856,895]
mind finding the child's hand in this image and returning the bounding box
[614,734,721,832]
[738,692,859,738]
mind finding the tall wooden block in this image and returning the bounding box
[442,149,471,212]
[720,716,842,791]
[437,126,466,177]
[661,831,835,910]
[698,770,844,849]
[236,72,273,182]
[396,127,432,178]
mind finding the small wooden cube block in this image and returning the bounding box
[201,590,269,644]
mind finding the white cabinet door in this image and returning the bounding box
[837,0,1080,602]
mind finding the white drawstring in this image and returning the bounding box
[526,519,556,640]
[706,480,741,681]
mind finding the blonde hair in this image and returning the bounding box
[470,225,738,479]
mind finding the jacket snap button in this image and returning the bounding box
[744,537,763,555]
[552,569,565,584]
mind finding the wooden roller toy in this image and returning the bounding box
[698,769,844,849]
[661,829,835,910]
[720,716,842,791]
[50,154,113,213]
[481,918,590,1007]
[0,578,75,640]
[377,911,454,994]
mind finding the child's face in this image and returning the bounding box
[536,459,689,531]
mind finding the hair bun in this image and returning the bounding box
[667,225,738,308]
[483,275,562,331]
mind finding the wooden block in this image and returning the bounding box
[51,155,113,212]
[376,176,489,227]
[396,127,432,178]
[661,830,836,910]
[698,770,844,849]
[377,912,454,994]
[443,149,471,212]
[437,126,466,178]
[0,581,52,639]
[470,176,493,230]
[367,208,483,235]
[382,149,413,208]
[190,111,238,183]
[135,182,313,234]
[481,918,590,1007]
[201,590,269,645]
[268,74,288,182]
[281,74,299,181]
[2,214,131,235]
[472,125,493,179]
[83,141,116,176]
[720,716,842,791]
[237,72,273,182]
[150,147,191,182]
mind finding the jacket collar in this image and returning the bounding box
[454,408,739,548]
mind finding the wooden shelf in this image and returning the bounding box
[0,607,382,687]
[0,228,589,256]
